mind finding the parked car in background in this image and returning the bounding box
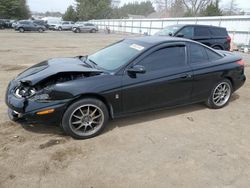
[46,20,61,30]
[72,22,98,33]
[0,19,14,28]
[6,36,245,139]
[12,21,19,28]
[0,20,5,29]
[15,20,46,33]
[54,21,75,31]
[33,20,49,29]
[155,24,231,51]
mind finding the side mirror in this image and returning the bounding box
[169,32,173,36]
[176,33,184,37]
[127,65,146,76]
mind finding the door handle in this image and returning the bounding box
[180,73,192,79]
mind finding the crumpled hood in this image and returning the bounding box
[16,57,103,86]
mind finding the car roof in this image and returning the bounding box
[165,24,226,29]
[127,36,192,46]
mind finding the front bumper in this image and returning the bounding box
[5,80,72,124]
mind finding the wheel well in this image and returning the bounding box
[212,45,223,50]
[68,94,114,119]
[224,77,234,90]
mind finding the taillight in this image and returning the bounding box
[236,59,245,66]
[227,36,231,43]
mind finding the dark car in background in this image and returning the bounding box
[6,36,245,139]
[72,22,98,33]
[15,20,46,33]
[0,19,15,29]
[155,24,231,51]
[0,20,5,29]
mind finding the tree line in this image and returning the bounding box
[63,0,242,21]
[0,0,242,21]
[0,0,30,19]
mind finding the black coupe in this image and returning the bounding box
[6,36,246,139]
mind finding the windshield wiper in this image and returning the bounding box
[79,55,93,68]
[88,58,98,67]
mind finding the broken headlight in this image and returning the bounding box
[14,86,36,98]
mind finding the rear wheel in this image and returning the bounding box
[19,27,24,33]
[76,28,80,33]
[90,29,96,33]
[38,28,44,33]
[213,45,222,50]
[206,79,232,109]
[58,27,62,31]
[61,98,109,139]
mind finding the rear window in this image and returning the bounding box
[209,27,227,36]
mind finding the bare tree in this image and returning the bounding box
[154,0,174,11]
[170,0,185,17]
[182,0,212,16]
[227,0,238,15]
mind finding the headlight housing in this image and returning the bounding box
[14,85,36,98]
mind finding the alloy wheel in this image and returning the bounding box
[212,82,231,107]
[69,104,104,136]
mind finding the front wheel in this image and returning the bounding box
[61,98,109,139]
[206,79,232,109]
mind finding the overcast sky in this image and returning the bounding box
[27,0,250,13]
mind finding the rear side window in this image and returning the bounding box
[194,26,210,36]
[189,43,209,64]
[209,27,227,36]
[205,48,222,61]
[139,46,186,72]
[85,23,94,26]
[20,21,29,24]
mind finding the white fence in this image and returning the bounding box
[90,16,250,45]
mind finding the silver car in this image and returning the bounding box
[72,22,98,33]
[54,21,75,31]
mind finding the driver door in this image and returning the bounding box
[121,43,193,114]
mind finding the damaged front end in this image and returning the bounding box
[5,57,104,123]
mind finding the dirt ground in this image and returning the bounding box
[0,30,250,188]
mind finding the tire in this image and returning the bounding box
[90,29,96,33]
[38,28,44,33]
[58,27,62,31]
[19,27,24,33]
[206,79,232,109]
[61,98,109,139]
[76,28,80,33]
[213,45,222,50]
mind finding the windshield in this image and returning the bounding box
[88,41,144,71]
[155,25,182,36]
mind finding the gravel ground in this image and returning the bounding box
[0,30,250,188]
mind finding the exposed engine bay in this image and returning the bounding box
[14,72,101,99]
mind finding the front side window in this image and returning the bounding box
[155,25,182,36]
[88,41,144,71]
[177,27,194,38]
[189,43,209,64]
[138,46,186,72]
